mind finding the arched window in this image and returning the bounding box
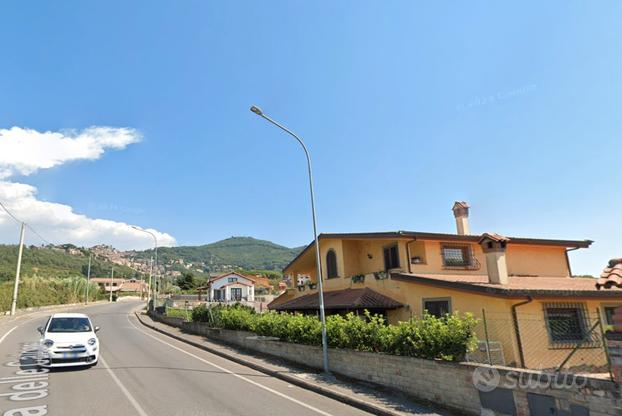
[326,249,338,279]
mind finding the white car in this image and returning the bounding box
[37,313,100,368]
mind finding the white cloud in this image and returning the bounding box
[0,181,176,250]
[0,126,141,178]
[0,126,176,250]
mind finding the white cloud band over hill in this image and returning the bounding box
[0,126,176,250]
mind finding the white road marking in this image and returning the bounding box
[100,354,150,416]
[0,326,18,345]
[127,314,337,416]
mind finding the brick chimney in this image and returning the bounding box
[452,201,470,235]
[479,233,510,285]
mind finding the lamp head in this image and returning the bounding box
[250,106,263,116]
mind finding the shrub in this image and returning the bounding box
[254,312,290,339]
[192,304,223,326]
[191,305,477,361]
[382,312,478,361]
[282,313,322,345]
[326,311,387,352]
[219,306,256,331]
[192,303,256,330]
[166,307,190,319]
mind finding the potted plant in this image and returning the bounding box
[373,271,388,280]
[351,274,365,283]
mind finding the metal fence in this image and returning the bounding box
[466,307,613,380]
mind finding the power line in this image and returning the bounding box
[25,223,52,246]
[0,199,52,246]
[0,200,22,224]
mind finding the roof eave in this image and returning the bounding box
[393,273,621,298]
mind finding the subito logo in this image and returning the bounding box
[472,366,500,392]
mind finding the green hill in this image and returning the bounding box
[130,236,304,272]
[0,244,139,282]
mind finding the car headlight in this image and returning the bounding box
[43,339,54,347]
[88,338,97,346]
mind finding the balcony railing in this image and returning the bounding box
[442,256,481,271]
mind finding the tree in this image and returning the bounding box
[176,272,196,291]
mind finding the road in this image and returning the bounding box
[0,300,374,416]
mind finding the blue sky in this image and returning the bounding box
[0,1,620,275]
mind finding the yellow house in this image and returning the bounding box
[269,202,622,371]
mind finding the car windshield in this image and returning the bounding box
[47,317,92,333]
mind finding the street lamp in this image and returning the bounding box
[132,226,158,312]
[250,105,329,373]
[85,252,92,305]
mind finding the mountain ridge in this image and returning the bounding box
[0,236,304,282]
[129,236,305,273]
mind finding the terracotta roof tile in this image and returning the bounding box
[479,232,510,243]
[452,201,470,209]
[394,273,622,297]
[269,288,403,311]
[596,259,622,290]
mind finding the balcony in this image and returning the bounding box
[441,245,481,271]
[442,256,481,271]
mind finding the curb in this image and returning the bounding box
[134,312,402,416]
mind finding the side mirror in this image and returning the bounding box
[94,326,100,333]
[37,327,44,335]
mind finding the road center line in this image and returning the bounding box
[100,354,150,416]
[127,314,336,416]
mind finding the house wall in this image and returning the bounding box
[286,238,412,284]
[211,273,255,301]
[515,298,618,371]
[505,245,570,277]
[286,239,572,284]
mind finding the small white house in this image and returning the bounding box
[209,272,255,302]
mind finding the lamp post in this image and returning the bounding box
[85,253,92,305]
[249,105,329,373]
[109,267,115,302]
[132,226,158,311]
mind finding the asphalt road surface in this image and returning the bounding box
[0,300,374,416]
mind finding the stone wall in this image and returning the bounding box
[156,315,622,415]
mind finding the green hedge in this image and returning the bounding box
[165,307,191,319]
[191,304,477,361]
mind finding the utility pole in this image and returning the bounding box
[85,253,92,305]
[109,267,115,302]
[10,223,26,316]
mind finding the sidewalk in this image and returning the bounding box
[135,312,455,416]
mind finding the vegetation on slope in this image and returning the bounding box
[0,276,102,312]
[131,236,304,272]
[0,245,139,282]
